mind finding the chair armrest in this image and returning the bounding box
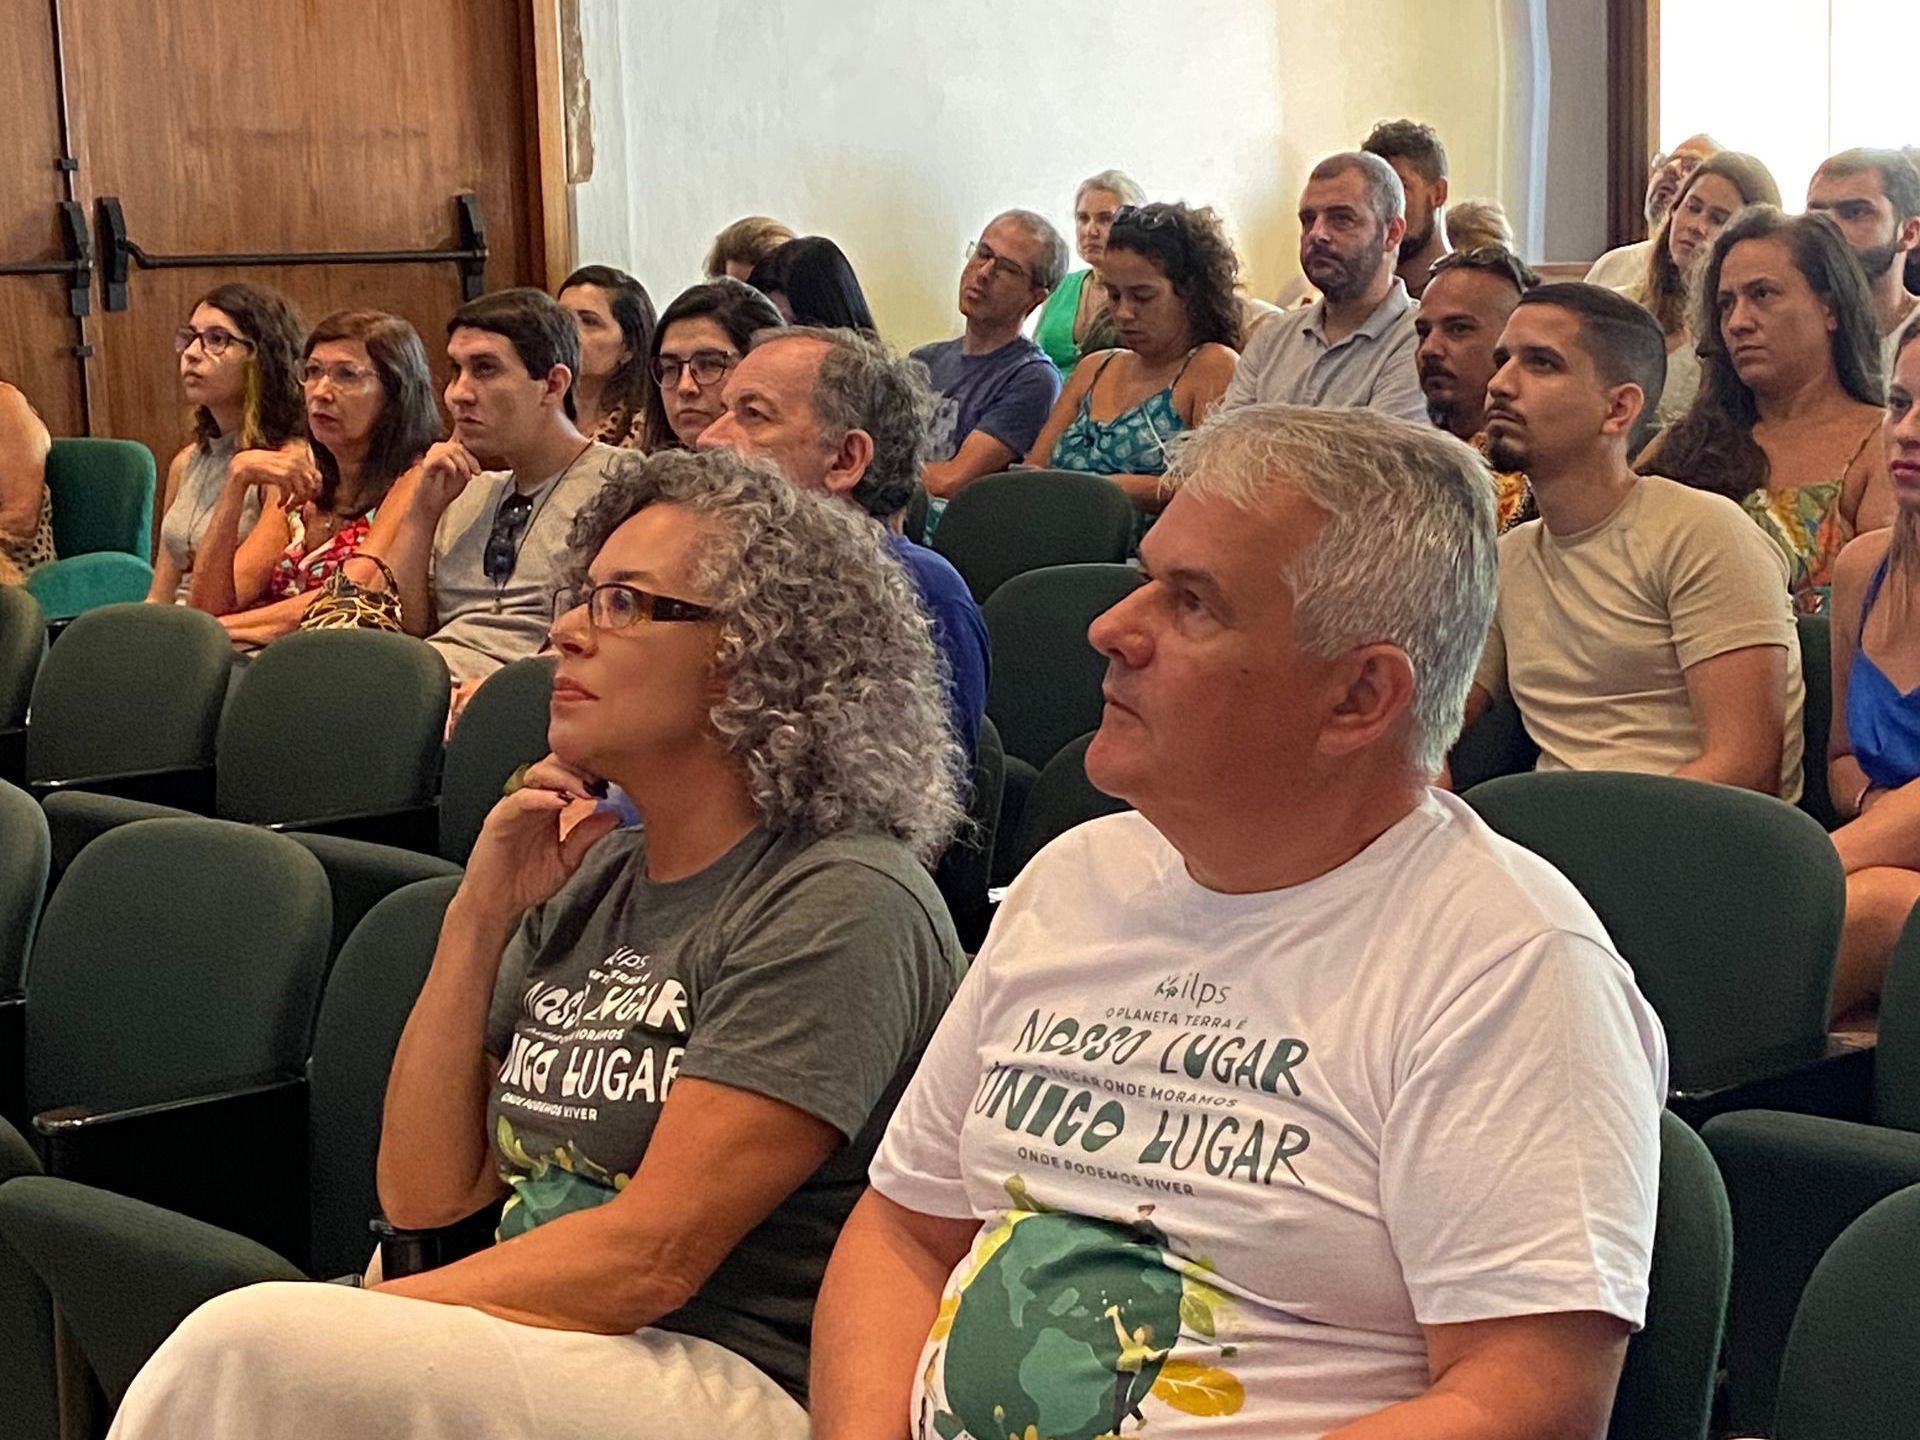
[1668,1036,1874,1129]
[30,763,216,812]
[35,1075,310,1267]
[270,802,440,853]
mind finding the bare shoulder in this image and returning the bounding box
[1182,343,1240,387]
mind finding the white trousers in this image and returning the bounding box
[107,1281,810,1440]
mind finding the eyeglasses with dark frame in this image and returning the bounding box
[483,492,535,586]
[650,349,740,388]
[964,239,1039,289]
[551,581,716,632]
[174,325,253,359]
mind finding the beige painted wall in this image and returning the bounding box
[572,0,1599,349]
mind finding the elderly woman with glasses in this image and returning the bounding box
[640,279,787,451]
[109,445,967,1440]
[185,310,443,644]
[147,282,306,604]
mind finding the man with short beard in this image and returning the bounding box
[1586,134,1720,290]
[1807,148,1920,378]
[1459,283,1803,799]
[1414,246,1539,531]
[1221,152,1426,422]
[1363,119,1451,298]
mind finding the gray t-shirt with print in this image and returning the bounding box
[427,441,621,683]
[484,824,964,1402]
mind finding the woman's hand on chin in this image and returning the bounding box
[460,754,619,921]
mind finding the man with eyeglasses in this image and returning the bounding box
[1585,134,1720,290]
[1415,246,1540,532]
[371,288,622,712]
[910,211,1067,512]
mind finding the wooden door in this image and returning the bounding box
[0,0,88,438]
[12,0,548,469]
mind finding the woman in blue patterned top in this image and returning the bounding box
[1026,203,1241,520]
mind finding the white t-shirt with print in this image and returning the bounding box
[870,793,1667,1440]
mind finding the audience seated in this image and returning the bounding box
[147,283,307,605]
[1363,117,1452,298]
[1025,202,1240,517]
[1415,245,1540,530]
[747,237,878,333]
[1619,151,1781,427]
[556,265,658,448]
[1826,321,1920,1016]
[810,402,1665,1440]
[913,210,1066,509]
[1467,282,1806,798]
[1644,208,1895,611]
[1222,152,1426,422]
[1807,147,1920,376]
[640,278,785,452]
[186,309,442,646]
[1445,196,1514,252]
[1032,168,1146,376]
[106,446,966,1439]
[0,380,53,587]
[1586,133,1721,289]
[366,288,623,714]
[703,214,797,282]
[699,326,990,760]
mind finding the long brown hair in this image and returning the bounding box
[1891,321,1920,576]
[302,309,443,513]
[1638,152,1780,335]
[1645,207,1883,502]
[189,283,305,451]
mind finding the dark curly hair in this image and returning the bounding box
[1647,207,1883,502]
[1103,203,1242,351]
[189,283,306,451]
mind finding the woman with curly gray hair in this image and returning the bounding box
[107,445,966,1440]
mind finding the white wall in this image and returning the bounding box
[572,0,1606,348]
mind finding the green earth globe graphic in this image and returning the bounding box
[943,1212,1184,1440]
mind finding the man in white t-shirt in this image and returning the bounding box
[810,403,1667,1439]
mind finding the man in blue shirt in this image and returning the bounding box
[912,210,1067,512]
[700,326,990,762]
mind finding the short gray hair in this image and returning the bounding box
[567,447,965,860]
[993,208,1071,292]
[1308,151,1406,228]
[750,325,935,521]
[1168,404,1497,776]
[1077,169,1147,207]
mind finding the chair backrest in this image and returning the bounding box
[24,817,331,1116]
[1774,1182,1920,1439]
[0,780,49,995]
[440,656,553,863]
[0,585,46,730]
[1607,1111,1732,1440]
[984,563,1142,770]
[902,484,931,545]
[1448,692,1539,792]
[1006,731,1132,876]
[24,602,231,785]
[216,630,450,825]
[932,470,1137,603]
[41,438,155,560]
[1463,771,1843,1081]
[1796,613,1837,830]
[933,715,1005,951]
[306,876,459,1278]
[1874,903,1920,1132]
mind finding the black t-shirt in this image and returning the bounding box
[485,825,963,1401]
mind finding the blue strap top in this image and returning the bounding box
[1846,556,1920,790]
[1046,349,1196,477]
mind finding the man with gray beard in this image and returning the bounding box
[1221,151,1426,422]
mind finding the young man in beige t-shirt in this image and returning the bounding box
[1461,283,1804,799]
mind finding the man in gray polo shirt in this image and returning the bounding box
[1222,151,1426,422]
[377,289,620,712]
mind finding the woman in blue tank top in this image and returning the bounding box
[1828,319,1920,1015]
[1025,203,1242,522]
